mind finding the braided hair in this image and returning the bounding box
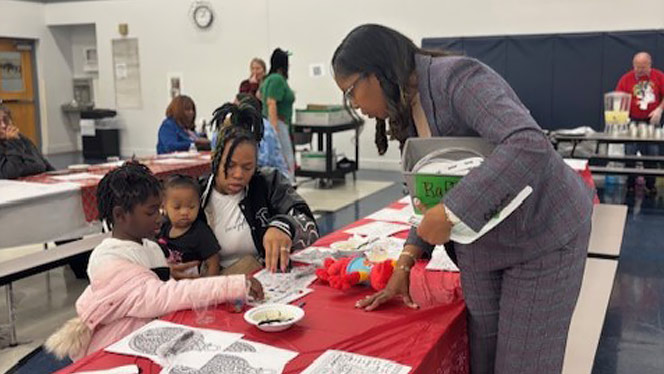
[210,101,264,179]
[96,161,162,229]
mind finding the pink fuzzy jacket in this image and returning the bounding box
[72,259,245,360]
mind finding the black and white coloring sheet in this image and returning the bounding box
[105,320,298,373]
[301,350,411,374]
[251,266,317,305]
[161,338,298,374]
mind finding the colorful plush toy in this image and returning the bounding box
[315,257,396,291]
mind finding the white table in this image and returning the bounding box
[0,180,101,249]
[563,258,618,374]
[588,204,627,258]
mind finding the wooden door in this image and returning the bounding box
[0,39,38,146]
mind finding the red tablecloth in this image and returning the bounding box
[22,154,211,222]
[57,202,469,374]
[53,159,599,374]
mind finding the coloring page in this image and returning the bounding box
[105,320,242,366]
[301,350,411,374]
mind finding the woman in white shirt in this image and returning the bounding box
[200,101,319,272]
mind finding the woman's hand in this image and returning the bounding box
[170,261,200,280]
[1,125,19,140]
[356,267,418,311]
[263,227,292,272]
[415,200,452,245]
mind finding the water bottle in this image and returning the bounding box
[189,141,197,153]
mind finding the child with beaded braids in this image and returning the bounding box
[45,162,262,361]
[201,101,319,273]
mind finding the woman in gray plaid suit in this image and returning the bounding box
[332,25,594,374]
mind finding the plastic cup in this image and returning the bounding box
[190,293,215,325]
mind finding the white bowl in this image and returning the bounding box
[244,304,304,332]
[330,237,369,257]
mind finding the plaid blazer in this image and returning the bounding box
[406,55,594,271]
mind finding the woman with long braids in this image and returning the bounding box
[201,101,318,273]
[332,24,593,374]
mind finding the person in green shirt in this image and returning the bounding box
[260,48,295,183]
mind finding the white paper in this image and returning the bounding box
[224,339,298,361]
[51,172,104,182]
[0,180,79,206]
[556,126,594,136]
[290,247,337,266]
[252,266,317,305]
[564,158,589,171]
[366,208,414,224]
[301,350,411,374]
[152,158,201,165]
[345,221,410,238]
[75,365,140,374]
[115,63,128,79]
[409,186,533,245]
[161,351,288,374]
[112,38,142,109]
[96,160,125,168]
[161,338,298,374]
[105,320,243,367]
[170,152,200,159]
[80,119,96,137]
[426,245,459,272]
[398,195,411,204]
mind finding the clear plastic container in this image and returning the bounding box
[604,91,631,135]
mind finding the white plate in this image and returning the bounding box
[244,304,304,332]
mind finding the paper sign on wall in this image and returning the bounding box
[112,38,142,109]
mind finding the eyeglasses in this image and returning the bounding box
[344,74,366,102]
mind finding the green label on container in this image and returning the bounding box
[414,174,462,213]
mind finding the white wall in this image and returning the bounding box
[70,23,97,79]
[11,0,664,166]
[44,0,270,157]
[0,0,77,154]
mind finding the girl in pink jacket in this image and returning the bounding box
[46,162,263,361]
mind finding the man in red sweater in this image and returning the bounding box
[616,52,664,193]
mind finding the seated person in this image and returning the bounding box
[202,101,319,273]
[211,94,289,180]
[0,104,54,179]
[158,174,221,277]
[45,162,262,361]
[156,95,210,154]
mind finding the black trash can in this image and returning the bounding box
[80,109,119,160]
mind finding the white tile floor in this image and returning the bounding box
[297,179,394,212]
[0,266,87,373]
